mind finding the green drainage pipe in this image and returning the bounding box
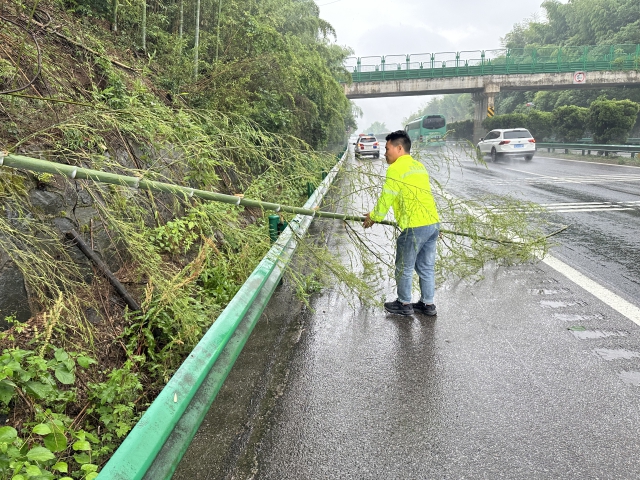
[0,153,397,227]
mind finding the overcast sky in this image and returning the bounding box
[317,0,565,131]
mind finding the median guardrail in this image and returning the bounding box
[577,138,640,145]
[537,142,640,157]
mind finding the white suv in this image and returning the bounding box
[353,135,380,159]
[477,128,536,162]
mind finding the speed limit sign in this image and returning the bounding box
[573,71,586,84]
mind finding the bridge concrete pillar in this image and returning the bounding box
[472,84,500,143]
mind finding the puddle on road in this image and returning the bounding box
[529,288,571,295]
[619,371,640,386]
[568,328,628,339]
[594,348,640,361]
[554,313,605,322]
[540,300,588,309]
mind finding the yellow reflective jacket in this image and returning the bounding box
[370,154,439,229]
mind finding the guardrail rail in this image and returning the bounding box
[0,149,349,479]
[537,142,640,157]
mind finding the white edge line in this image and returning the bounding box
[543,255,640,327]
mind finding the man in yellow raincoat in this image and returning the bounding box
[363,130,440,316]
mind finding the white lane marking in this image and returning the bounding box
[540,202,611,206]
[536,155,640,169]
[550,207,634,213]
[543,255,640,327]
[489,201,638,214]
[493,168,640,185]
[545,204,613,210]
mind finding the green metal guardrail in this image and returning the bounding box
[346,44,640,82]
[537,142,640,157]
[577,138,640,145]
[0,150,349,479]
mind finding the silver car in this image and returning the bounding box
[477,128,536,162]
[354,135,380,158]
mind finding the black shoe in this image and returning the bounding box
[384,300,414,316]
[412,301,437,316]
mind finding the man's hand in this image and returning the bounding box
[363,212,375,229]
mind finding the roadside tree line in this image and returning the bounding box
[482,98,640,143]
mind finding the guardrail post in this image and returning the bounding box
[277,219,288,235]
[268,215,280,243]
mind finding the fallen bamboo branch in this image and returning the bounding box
[1,153,568,246]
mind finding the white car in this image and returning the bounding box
[353,135,380,159]
[477,128,536,162]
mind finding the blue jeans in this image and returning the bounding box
[395,223,439,304]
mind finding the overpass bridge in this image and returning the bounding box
[343,44,640,141]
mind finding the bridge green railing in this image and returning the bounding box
[346,44,640,82]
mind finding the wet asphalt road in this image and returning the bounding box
[174,147,640,479]
[438,148,640,306]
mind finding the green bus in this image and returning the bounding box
[405,114,446,147]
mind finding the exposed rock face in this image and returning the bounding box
[0,173,118,324]
[0,249,31,324]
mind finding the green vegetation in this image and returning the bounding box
[552,106,589,142]
[403,94,473,126]
[362,121,388,135]
[484,99,639,142]
[498,0,640,123]
[587,98,640,143]
[0,0,353,475]
[446,120,474,142]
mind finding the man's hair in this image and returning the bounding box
[386,130,411,153]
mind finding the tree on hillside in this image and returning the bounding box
[502,0,640,48]
[362,121,388,134]
[498,0,640,116]
[62,0,356,149]
[403,94,473,125]
[553,106,589,141]
[587,98,640,143]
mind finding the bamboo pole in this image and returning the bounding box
[0,153,565,244]
[0,153,397,225]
